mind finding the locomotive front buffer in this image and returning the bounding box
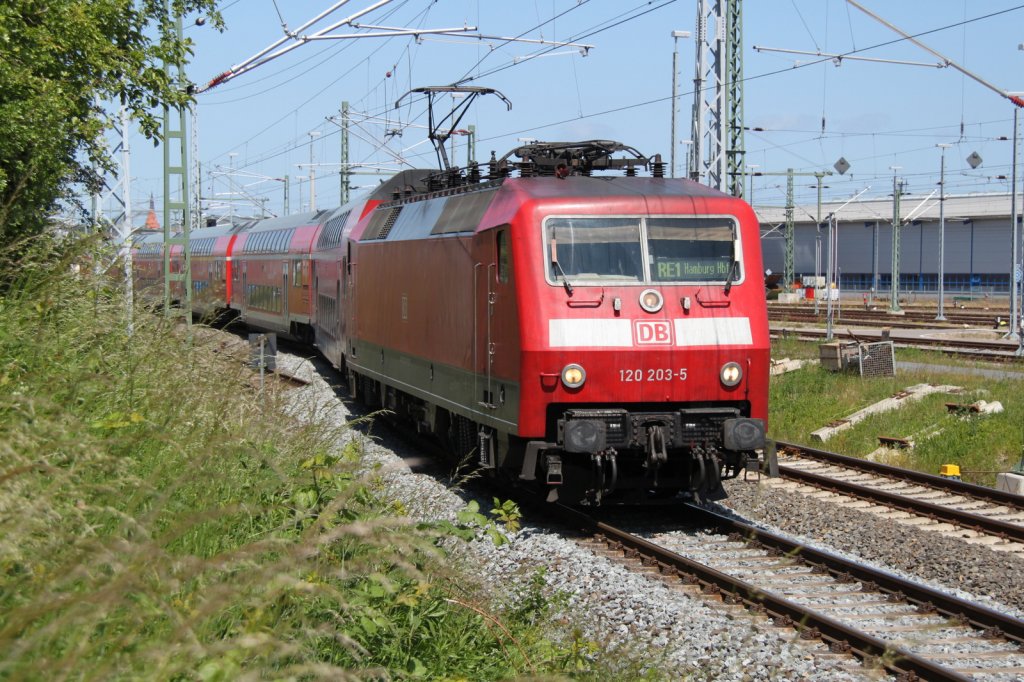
[523,408,765,505]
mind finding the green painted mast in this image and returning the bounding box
[784,169,795,287]
[162,8,192,324]
[890,175,903,313]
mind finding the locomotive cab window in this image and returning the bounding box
[648,218,737,282]
[543,215,740,286]
[545,217,643,282]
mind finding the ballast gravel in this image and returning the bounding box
[277,353,882,681]
[719,478,1024,620]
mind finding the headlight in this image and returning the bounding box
[561,363,586,389]
[639,288,663,313]
[720,361,742,387]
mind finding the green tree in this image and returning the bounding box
[0,0,222,275]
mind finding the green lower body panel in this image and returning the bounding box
[348,340,520,434]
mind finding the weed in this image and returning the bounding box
[770,338,1023,484]
[0,236,593,680]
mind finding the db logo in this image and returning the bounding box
[634,320,673,345]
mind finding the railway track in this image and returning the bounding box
[769,323,1024,360]
[557,502,1024,681]
[768,305,1009,329]
[770,441,1024,555]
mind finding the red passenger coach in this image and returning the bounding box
[132,231,167,303]
[341,141,768,505]
[230,212,323,341]
[188,222,247,320]
[132,231,188,306]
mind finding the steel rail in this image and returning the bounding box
[774,440,1024,511]
[776,465,1024,543]
[684,504,1024,646]
[769,313,997,331]
[550,502,975,681]
[770,323,1022,356]
[768,305,1006,327]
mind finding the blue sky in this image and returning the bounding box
[117,0,1024,222]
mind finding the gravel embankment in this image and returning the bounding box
[278,353,883,681]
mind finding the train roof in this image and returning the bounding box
[358,174,743,243]
[245,210,325,232]
[188,222,244,239]
[364,168,437,200]
[500,175,729,200]
[134,231,165,244]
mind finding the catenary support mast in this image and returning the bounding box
[162,8,192,325]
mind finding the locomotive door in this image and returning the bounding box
[474,228,511,410]
[474,260,492,410]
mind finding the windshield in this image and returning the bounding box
[545,216,737,285]
[546,217,643,281]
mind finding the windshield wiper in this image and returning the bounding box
[549,236,573,295]
[553,259,574,296]
[723,259,739,296]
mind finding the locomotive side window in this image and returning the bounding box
[496,229,510,283]
[648,218,736,282]
[545,217,643,282]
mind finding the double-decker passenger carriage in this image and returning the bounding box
[132,231,168,302]
[311,170,435,368]
[228,211,325,342]
[338,138,768,505]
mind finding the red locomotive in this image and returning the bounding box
[138,137,768,505]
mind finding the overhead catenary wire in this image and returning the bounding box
[845,0,1024,108]
[184,0,1024,214]
[211,0,659,174]
[201,0,403,90]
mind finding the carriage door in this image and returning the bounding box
[344,241,356,354]
[282,260,289,322]
[240,261,248,314]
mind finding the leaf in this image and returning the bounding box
[357,615,379,636]
[406,656,427,677]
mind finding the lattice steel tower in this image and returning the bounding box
[690,0,744,198]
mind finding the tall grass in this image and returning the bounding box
[0,237,592,680]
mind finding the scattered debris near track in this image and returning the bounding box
[811,383,962,442]
[770,357,818,375]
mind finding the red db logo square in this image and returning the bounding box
[634,320,673,345]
